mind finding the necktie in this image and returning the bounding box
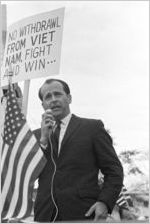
[52,120,61,156]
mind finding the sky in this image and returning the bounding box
[1,1,149,153]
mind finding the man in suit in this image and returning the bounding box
[33,78,123,222]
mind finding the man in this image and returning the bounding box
[33,78,123,222]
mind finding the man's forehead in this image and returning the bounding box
[41,81,64,94]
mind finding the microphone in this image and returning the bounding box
[45,109,56,127]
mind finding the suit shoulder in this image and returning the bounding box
[75,115,104,127]
[73,115,113,142]
[78,116,113,142]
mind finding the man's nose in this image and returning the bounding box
[51,94,57,102]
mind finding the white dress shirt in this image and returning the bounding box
[58,113,72,154]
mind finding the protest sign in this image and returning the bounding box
[1,7,65,87]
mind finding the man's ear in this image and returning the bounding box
[68,94,72,104]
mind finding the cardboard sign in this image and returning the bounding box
[1,7,65,87]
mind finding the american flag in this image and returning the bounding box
[1,84,46,221]
[116,185,131,210]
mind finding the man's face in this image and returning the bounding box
[41,81,72,120]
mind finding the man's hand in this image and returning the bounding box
[85,201,108,221]
[40,109,55,145]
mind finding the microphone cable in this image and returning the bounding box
[49,131,59,222]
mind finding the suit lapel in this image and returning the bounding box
[59,114,80,157]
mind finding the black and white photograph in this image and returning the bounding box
[0,1,149,223]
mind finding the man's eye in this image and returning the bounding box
[44,94,51,100]
[55,92,62,96]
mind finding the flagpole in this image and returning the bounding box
[8,65,13,86]
[22,79,30,117]
[0,4,7,220]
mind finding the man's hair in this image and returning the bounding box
[38,78,70,101]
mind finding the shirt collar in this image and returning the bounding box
[61,113,72,126]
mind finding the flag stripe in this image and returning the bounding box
[117,200,128,207]
[12,141,38,218]
[3,133,37,219]
[2,128,33,203]
[1,141,15,190]
[1,144,9,171]
[10,139,45,218]
[1,143,10,189]
[17,148,46,218]
[1,123,29,209]
[12,141,41,218]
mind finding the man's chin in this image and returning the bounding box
[52,111,62,119]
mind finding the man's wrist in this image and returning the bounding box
[40,137,48,144]
[40,138,48,147]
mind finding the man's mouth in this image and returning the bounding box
[51,106,61,111]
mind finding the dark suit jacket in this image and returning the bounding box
[33,114,123,222]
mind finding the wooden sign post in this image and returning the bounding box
[0,4,7,156]
[22,80,30,116]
